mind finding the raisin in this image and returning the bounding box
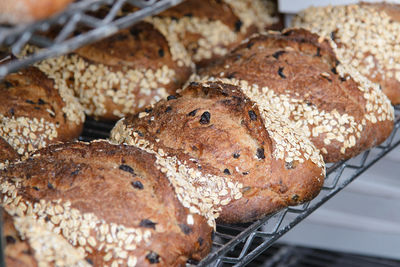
[248,110,257,121]
[47,182,54,189]
[140,219,157,229]
[315,47,321,57]
[272,50,285,59]
[146,252,160,264]
[119,164,135,175]
[199,111,211,124]
[6,235,16,244]
[256,148,265,159]
[179,224,192,235]
[188,109,198,116]
[131,180,144,189]
[278,67,286,78]
[234,19,242,32]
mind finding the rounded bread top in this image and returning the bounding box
[195,28,394,162]
[292,3,400,104]
[0,140,212,266]
[0,57,84,157]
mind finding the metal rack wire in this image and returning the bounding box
[0,0,183,78]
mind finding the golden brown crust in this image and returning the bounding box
[3,211,38,267]
[30,0,278,121]
[0,141,212,266]
[111,82,325,223]
[0,137,18,164]
[293,3,400,105]
[147,0,279,67]
[196,29,394,162]
[73,22,192,121]
[0,60,84,157]
[31,21,192,121]
[0,0,73,24]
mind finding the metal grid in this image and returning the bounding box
[198,105,400,267]
[0,0,184,78]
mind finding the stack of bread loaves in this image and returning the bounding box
[0,1,397,266]
[26,0,279,121]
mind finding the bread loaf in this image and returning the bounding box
[0,55,85,158]
[111,81,325,224]
[0,141,213,266]
[194,29,394,162]
[29,0,279,121]
[292,3,400,105]
[3,209,89,267]
[0,0,73,24]
[146,0,280,66]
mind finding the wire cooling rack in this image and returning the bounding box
[76,106,400,266]
[0,0,183,78]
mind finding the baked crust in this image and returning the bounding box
[0,0,73,24]
[0,137,18,165]
[111,82,325,223]
[293,3,400,105]
[0,57,84,158]
[30,0,279,121]
[0,141,212,266]
[196,29,394,162]
[3,211,38,267]
[153,0,280,67]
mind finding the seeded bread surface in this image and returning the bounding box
[0,59,84,158]
[0,141,212,266]
[293,3,400,105]
[195,29,394,162]
[29,0,279,121]
[111,82,325,223]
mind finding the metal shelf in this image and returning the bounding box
[198,105,400,266]
[0,0,184,78]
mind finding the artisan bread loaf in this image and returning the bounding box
[292,3,400,105]
[146,0,280,66]
[111,81,325,224]
[0,141,213,266]
[0,55,85,158]
[29,0,279,121]
[195,29,394,163]
[0,0,73,24]
[3,209,89,267]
